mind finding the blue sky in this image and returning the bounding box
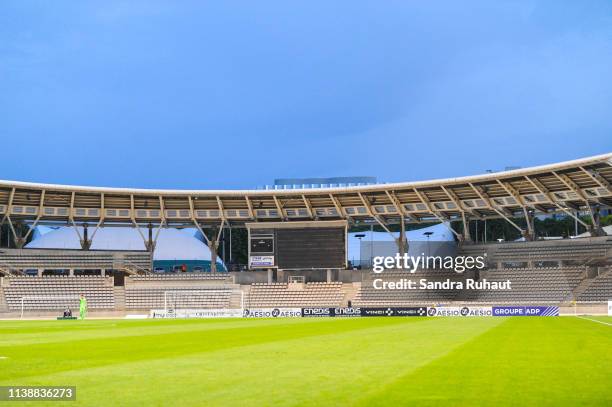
[1,1,611,189]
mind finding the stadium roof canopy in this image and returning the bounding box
[1,153,611,247]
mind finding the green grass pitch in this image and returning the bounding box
[0,316,610,406]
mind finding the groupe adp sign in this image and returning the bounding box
[492,306,559,316]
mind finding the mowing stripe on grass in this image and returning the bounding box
[575,316,612,326]
[0,318,426,381]
[1,318,502,407]
[1,317,608,406]
[356,317,612,406]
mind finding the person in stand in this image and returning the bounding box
[79,294,88,320]
[63,307,72,317]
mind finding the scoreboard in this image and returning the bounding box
[247,220,347,270]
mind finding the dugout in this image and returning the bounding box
[246,221,347,274]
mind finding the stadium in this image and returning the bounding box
[2,2,612,406]
[0,154,611,405]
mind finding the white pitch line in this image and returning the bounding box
[575,316,612,326]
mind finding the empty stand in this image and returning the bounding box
[577,271,612,302]
[0,248,151,274]
[130,273,232,282]
[2,276,114,310]
[353,266,587,305]
[459,237,612,267]
[245,282,343,308]
[459,267,584,303]
[124,273,237,309]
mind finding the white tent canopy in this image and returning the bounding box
[26,226,218,261]
[348,223,456,265]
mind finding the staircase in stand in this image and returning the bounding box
[342,283,360,306]
[229,287,243,309]
[114,286,126,311]
[0,287,8,312]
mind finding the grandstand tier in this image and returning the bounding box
[2,276,114,310]
[0,248,151,275]
[458,267,584,303]
[1,262,611,316]
[577,270,612,301]
[458,236,612,266]
[245,282,344,308]
[123,273,240,310]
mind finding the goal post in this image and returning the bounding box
[162,289,229,313]
[20,295,80,319]
[161,288,244,317]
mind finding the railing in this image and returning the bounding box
[116,258,150,275]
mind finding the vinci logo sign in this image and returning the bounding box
[492,306,559,316]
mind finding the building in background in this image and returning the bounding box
[260,176,377,190]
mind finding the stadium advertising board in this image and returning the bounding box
[332,307,362,317]
[361,307,427,317]
[249,255,274,267]
[150,309,243,318]
[609,301,612,316]
[426,306,492,317]
[243,308,301,318]
[301,307,362,317]
[301,307,333,317]
[492,306,559,316]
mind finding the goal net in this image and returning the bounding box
[163,289,243,314]
[20,295,81,319]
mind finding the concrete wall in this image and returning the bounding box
[230,269,368,284]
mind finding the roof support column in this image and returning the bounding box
[81,223,92,250]
[589,204,604,237]
[209,220,225,273]
[193,220,225,273]
[522,209,535,241]
[78,193,104,250]
[397,216,408,257]
[135,219,163,255]
[1,188,25,248]
[7,218,26,249]
[146,223,155,252]
[68,192,87,249]
[0,188,15,230]
[209,239,219,273]
[461,212,472,243]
